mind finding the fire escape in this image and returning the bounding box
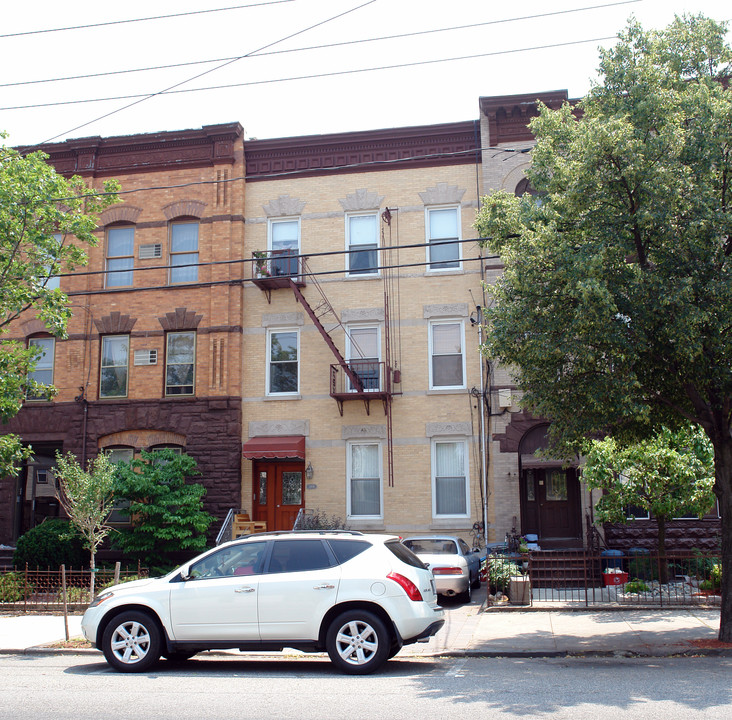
[251,210,402,485]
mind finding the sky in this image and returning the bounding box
[1,0,730,147]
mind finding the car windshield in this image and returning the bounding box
[404,539,457,555]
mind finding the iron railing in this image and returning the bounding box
[483,550,722,608]
[0,565,147,610]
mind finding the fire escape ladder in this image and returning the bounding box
[287,277,365,397]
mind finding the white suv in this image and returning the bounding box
[81,531,444,674]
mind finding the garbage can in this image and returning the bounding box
[601,549,624,570]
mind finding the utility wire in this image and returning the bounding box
[0,1,295,39]
[27,1,376,147]
[1,1,641,89]
[1,35,614,112]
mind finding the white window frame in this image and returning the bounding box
[266,327,300,396]
[43,233,62,290]
[100,335,129,398]
[345,212,379,276]
[267,217,301,277]
[106,226,134,288]
[425,205,461,271]
[346,324,381,392]
[165,331,196,396]
[169,221,199,284]
[346,441,383,520]
[429,319,466,390]
[431,438,469,518]
[26,337,55,400]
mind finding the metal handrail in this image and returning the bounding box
[216,508,236,545]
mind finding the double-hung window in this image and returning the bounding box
[429,320,465,389]
[170,222,199,284]
[347,326,380,391]
[106,447,134,525]
[348,442,382,518]
[426,206,461,270]
[346,213,379,275]
[100,335,129,398]
[42,234,62,291]
[166,331,196,396]
[432,439,468,517]
[269,219,300,277]
[106,226,134,287]
[267,329,299,395]
[27,337,55,400]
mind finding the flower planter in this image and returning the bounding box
[603,571,628,586]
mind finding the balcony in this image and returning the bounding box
[251,250,306,299]
[330,361,393,415]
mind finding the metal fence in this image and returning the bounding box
[0,565,147,611]
[483,550,722,608]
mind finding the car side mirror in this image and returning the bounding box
[179,564,192,581]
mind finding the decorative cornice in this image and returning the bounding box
[425,422,472,437]
[245,121,480,181]
[342,425,387,440]
[339,189,385,212]
[158,307,203,331]
[423,303,469,319]
[479,91,576,145]
[94,311,137,334]
[249,420,310,437]
[21,123,244,178]
[162,200,207,220]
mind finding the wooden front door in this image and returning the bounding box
[252,461,305,531]
[520,468,581,544]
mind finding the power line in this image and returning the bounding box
[1,35,615,112]
[29,1,377,147]
[0,1,295,39]
[1,1,641,89]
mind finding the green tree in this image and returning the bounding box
[0,137,119,476]
[582,426,716,583]
[54,451,117,596]
[473,15,732,639]
[111,449,214,568]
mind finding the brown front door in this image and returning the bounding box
[521,468,581,544]
[252,461,305,531]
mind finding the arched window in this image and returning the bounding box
[106,224,135,287]
[169,219,199,284]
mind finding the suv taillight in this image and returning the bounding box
[387,572,423,601]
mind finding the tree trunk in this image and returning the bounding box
[89,551,96,599]
[656,516,669,586]
[715,435,732,643]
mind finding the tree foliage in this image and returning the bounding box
[111,450,214,568]
[474,15,732,639]
[0,137,119,476]
[54,451,117,596]
[583,426,716,581]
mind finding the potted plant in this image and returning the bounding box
[253,250,271,277]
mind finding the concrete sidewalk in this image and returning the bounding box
[0,603,729,658]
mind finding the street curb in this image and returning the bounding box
[3,646,731,659]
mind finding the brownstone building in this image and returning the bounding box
[0,124,246,543]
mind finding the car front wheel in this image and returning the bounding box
[326,610,390,675]
[102,611,162,672]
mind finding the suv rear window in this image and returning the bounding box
[327,539,370,565]
[386,540,427,569]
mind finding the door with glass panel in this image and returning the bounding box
[253,462,304,531]
[520,468,581,542]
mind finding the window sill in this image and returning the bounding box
[426,388,467,395]
[264,394,302,401]
[345,273,381,281]
[429,519,473,531]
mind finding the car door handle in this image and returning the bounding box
[235,586,256,593]
[313,584,335,590]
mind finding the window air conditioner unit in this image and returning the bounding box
[134,349,158,366]
[139,243,162,259]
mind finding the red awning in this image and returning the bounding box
[242,436,306,460]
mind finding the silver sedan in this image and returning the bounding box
[402,535,482,603]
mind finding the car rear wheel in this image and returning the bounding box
[458,580,472,603]
[326,610,390,675]
[471,571,481,589]
[102,611,162,672]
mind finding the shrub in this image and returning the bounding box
[0,572,28,603]
[294,508,345,530]
[624,579,651,594]
[13,519,85,569]
[487,557,522,592]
